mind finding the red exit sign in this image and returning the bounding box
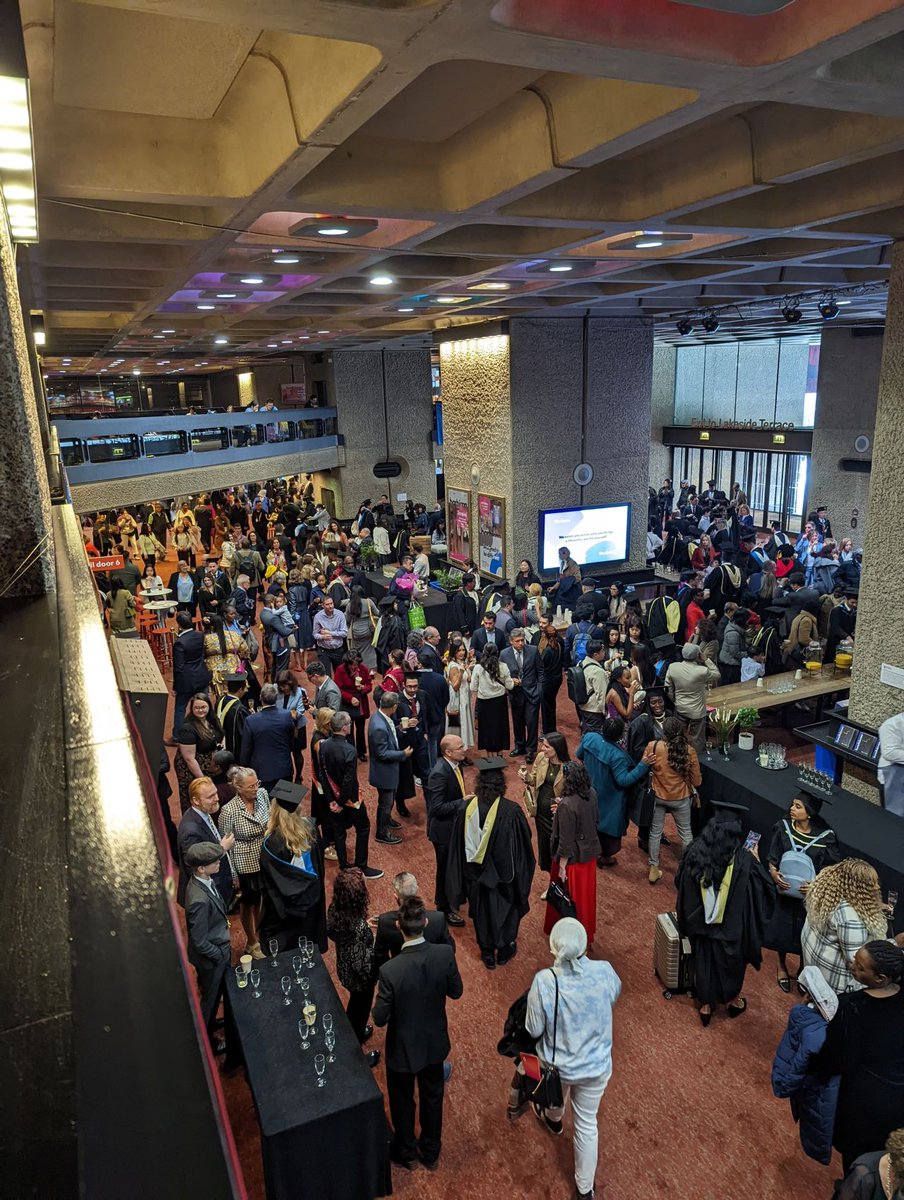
[89,555,124,572]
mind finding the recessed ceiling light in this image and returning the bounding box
[2,183,33,201]
[281,339,293,344]
[153,334,165,339]
[197,303,216,310]
[161,329,176,334]
[317,329,330,334]
[836,299,852,306]
[267,343,279,348]
[216,292,237,299]
[434,297,466,304]
[548,264,573,273]
[635,240,663,249]
[214,336,229,345]
[317,226,350,236]
[471,281,510,291]
[132,369,141,376]
[398,307,414,313]
[240,276,265,285]
[272,254,300,264]
[369,274,394,287]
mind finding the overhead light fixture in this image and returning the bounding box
[0,42,38,244]
[31,313,44,346]
[317,225,350,236]
[239,276,265,285]
[214,336,229,345]
[216,292,237,299]
[267,343,279,348]
[132,369,141,376]
[197,303,216,310]
[818,296,839,320]
[635,239,664,249]
[369,274,394,286]
[836,299,852,306]
[782,300,803,325]
[272,254,300,264]
[469,281,510,291]
[434,297,467,305]
[676,318,693,336]
[289,216,378,239]
[153,334,165,339]
[398,307,414,313]
[281,339,292,344]
[548,263,573,273]
[701,309,721,333]
[317,329,330,334]
[161,328,176,334]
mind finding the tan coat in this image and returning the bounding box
[784,609,819,652]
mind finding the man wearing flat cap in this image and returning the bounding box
[184,840,233,1048]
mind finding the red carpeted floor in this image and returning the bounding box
[154,560,836,1200]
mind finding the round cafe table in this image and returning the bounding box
[143,600,177,626]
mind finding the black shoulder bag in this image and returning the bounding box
[530,970,564,1109]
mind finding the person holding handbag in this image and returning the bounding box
[646,715,701,885]
[524,918,622,1200]
[544,761,600,944]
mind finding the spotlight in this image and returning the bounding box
[676,318,693,336]
[782,301,803,325]
[701,310,720,333]
[818,296,839,320]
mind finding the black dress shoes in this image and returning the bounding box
[366,1050,381,1069]
[362,1024,374,1042]
[376,833,402,845]
[396,805,412,819]
[445,911,466,927]
[387,818,401,829]
[497,942,517,966]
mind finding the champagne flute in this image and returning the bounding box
[314,1053,326,1087]
[303,1000,317,1038]
[292,954,303,983]
[322,1013,333,1036]
[280,976,292,1006]
[235,965,248,989]
[298,1017,310,1051]
[325,1029,336,1064]
[269,937,279,968]
[299,976,310,1001]
[250,969,261,998]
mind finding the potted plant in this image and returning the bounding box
[709,706,738,757]
[358,540,379,570]
[433,567,463,598]
[736,707,759,751]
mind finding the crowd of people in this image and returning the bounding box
[84,474,904,1199]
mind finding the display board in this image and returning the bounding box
[279,382,309,407]
[477,493,506,579]
[538,502,631,570]
[446,487,472,566]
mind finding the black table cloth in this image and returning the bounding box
[699,750,904,930]
[226,949,391,1200]
[363,571,453,641]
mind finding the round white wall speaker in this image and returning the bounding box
[854,435,870,454]
[573,463,594,486]
[470,463,481,488]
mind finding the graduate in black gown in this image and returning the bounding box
[763,784,841,991]
[259,782,328,952]
[676,799,775,1025]
[826,589,858,662]
[445,757,536,970]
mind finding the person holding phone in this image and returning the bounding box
[763,787,841,993]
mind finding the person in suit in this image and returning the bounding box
[176,776,236,908]
[373,895,464,1171]
[395,673,432,800]
[374,871,456,968]
[307,661,342,711]
[425,738,469,925]
[183,840,234,1053]
[420,628,445,675]
[240,682,295,792]
[169,610,212,741]
[500,627,541,763]
[317,711,382,878]
[415,651,449,769]
[450,574,480,642]
[494,597,516,644]
[368,692,412,844]
[470,610,503,661]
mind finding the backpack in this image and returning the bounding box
[238,555,255,578]
[566,662,590,706]
[778,819,832,898]
[571,621,593,667]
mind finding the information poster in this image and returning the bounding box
[280,382,309,408]
[446,488,471,566]
[477,493,505,579]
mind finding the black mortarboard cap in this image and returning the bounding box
[271,779,308,812]
[651,633,675,651]
[378,594,398,609]
[764,605,786,617]
[844,588,859,599]
[474,756,507,772]
[711,799,750,815]
[797,782,835,814]
[223,672,247,684]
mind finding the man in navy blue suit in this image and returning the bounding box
[240,682,295,792]
[176,776,236,907]
[415,650,449,769]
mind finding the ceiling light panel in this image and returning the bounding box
[0,76,38,243]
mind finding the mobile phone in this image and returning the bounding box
[889,890,899,914]
[742,830,761,853]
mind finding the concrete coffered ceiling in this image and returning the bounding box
[16,0,903,376]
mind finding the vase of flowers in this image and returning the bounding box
[709,706,739,757]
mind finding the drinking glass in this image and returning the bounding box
[292,954,303,983]
[299,1018,310,1051]
[300,976,310,1000]
[325,1030,336,1064]
[304,1000,317,1038]
[314,1053,326,1087]
[236,965,248,989]
[303,937,315,967]
[281,976,292,1006]
[250,969,261,998]
[297,935,306,954]
[322,1013,333,1036]
[704,739,713,761]
[269,938,279,967]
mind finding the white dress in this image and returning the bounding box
[445,661,476,750]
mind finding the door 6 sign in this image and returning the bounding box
[89,555,124,572]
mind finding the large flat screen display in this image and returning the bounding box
[538,503,631,571]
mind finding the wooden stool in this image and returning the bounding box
[149,626,173,670]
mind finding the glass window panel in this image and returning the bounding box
[787,454,808,520]
[189,427,229,453]
[85,435,140,463]
[59,439,84,466]
[142,430,187,458]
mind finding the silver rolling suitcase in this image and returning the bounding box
[654,911,694,999]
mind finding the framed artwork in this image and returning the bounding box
[279,383,309,408]
[477,492,506,580]
[446,488,472,566]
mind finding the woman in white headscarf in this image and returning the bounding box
[524,918,622,1200]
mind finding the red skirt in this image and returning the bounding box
[544,857,597,945]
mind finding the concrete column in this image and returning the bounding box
[650,344,675,486]
[332,347,435,520]
[849,242,904,730]
[0,217,53,595]
[809,326,883,542]
[440,317,654,578]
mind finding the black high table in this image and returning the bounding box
[699,750,904,929]
[363,571,453,641]
[226,949,391,1200]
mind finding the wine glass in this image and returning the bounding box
[299,976,310,1001]
[298,1017,310,1051]
[704,739,713,761]
[280,976,292,1006]
[269,938,279,967]
[250,969,261,998]
[303,1000,317,1038]
[325,1029,336,1064]
[314,1053,326,1087]
[322,1013,333,1036]
[292,954,303,983]
[303,937,315,967]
